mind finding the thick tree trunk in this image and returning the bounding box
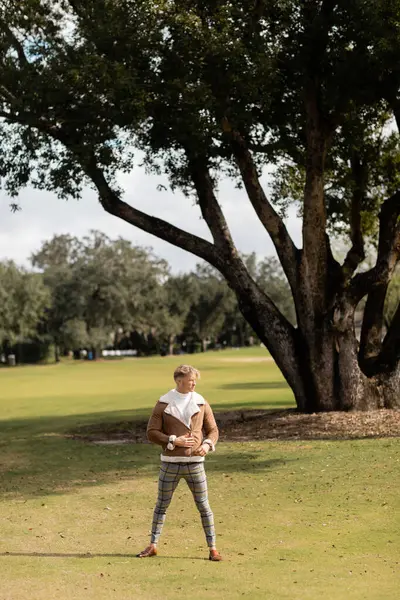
[378,363,400,409]
[253,314,399,412]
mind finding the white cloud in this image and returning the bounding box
[0,166,302,273]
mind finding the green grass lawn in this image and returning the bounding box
[0,349,399,600]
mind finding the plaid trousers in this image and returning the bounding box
[150,461,216,548]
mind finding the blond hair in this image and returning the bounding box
[173,364,200,380]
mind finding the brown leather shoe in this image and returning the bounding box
[209,549,222,561]
[137,544,158,558]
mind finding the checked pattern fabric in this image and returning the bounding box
[150,461,216,548]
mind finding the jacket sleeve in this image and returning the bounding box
[147,402,169,446]
[203,402,219,450]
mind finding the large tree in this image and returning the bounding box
[0,1,399,410]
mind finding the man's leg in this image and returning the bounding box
[184,463,217,550]
[137,462,181,557]
[150,462,181,545]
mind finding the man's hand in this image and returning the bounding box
[175,433,195,448]
[197,443,210,457]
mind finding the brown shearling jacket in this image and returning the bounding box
[147,394,219,458]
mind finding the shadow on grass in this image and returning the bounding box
[0,552,139,559]
[0,407,291,500]
[219,381,289,390]
[0,396,295,435]
[212,399,294,412]
[0,552,206,560]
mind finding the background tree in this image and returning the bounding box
[1,1,399,410]
[242,254,296,326]
[183,264,232,352]
[32,231,168,359]
[158,274,198,355]
[0,261,50,360]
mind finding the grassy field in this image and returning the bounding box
[0,349,399,600]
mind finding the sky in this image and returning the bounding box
[0,166,303,274]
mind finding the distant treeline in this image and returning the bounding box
[0,231,297,365]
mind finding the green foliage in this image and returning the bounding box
[271,107,400,239]
[59,318,89,350]
[12,338,53,364]
[0,0,399,254]
[0,261,50,346]
[156,274,198,346]
[244,253,296,325]
[31,231,169,352]
[0,230,295,361]
[183,264,231,346]
[1,1,399,219]
[181,255,295,349]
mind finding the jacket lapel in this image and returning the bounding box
[161,390,205,428]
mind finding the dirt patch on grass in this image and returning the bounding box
[69,408,400,444]
[216,408,400,441]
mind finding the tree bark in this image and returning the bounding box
[168,335,175,356]
[55,344,60,363]
[378,363,400,409]
[377,302,400,374]
[247,306,399,412]
[358,193,400,375]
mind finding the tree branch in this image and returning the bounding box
[0,86,18,105]
[222,120,300,292]
[341,152,366,283]
[349,191,400,305]
[359,281,389,370]
[187,153,239,258]
[375,300,400,373]
[354,192,400,370]
[78,153,223,270]
[301,79,330,314]
[299,0,338,315]
[220,257,308,410]
[0,22,29,68]
[0,108,64,139]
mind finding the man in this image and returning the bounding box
[137,364,222,561]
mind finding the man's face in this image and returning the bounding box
[176,374,197,393]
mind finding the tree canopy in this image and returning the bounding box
[0,260,49,346]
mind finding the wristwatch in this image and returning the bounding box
[167,435,176,450]
[203,439,215,451]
